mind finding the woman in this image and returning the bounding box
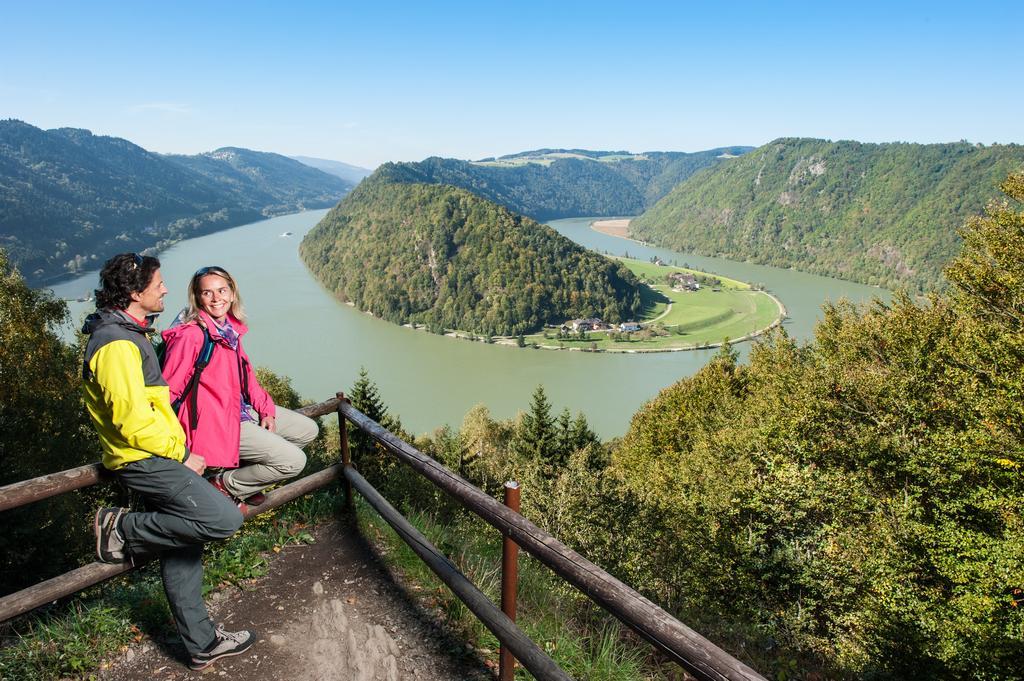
[162,265,318,508]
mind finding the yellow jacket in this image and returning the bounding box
[81,310,188,470]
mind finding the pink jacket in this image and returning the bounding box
[161,310,276,468]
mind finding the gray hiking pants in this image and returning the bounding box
[115,457,243,655]
[223,406,318,500]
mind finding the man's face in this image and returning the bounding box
[133,268,168,315]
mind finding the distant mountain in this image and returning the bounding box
[300,179,645,336]
[166,148,354,215]
[0,120,351,285]
[631,138,1024,291]
[291,156,373,185]
[371,146,753,222]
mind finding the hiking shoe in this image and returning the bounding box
[94,507,128,563]
[208,472,234,500]
[209,473,249,513]
[243,491,267,506]
[189,625,257,670]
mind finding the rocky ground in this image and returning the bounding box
[98,518,493,681]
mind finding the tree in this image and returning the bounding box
[347,367,388,459]
[255,367,303,410]
[515,385,557,473]
[610,176,1024,678]
[0,250,99,592]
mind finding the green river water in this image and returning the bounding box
[49,210,888,438]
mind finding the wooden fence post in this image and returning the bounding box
[336,391,353,511]
[500,480,521,681]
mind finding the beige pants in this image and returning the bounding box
[222,406,319,499]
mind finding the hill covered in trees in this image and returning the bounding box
[370,146,752,222]
[631,138,1024,291]
[0,120,352,284]
[300,179,645,335]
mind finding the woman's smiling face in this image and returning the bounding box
[197,273,234,323]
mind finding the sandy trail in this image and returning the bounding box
[99,519,491,681]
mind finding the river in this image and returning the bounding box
[49,211,888,439]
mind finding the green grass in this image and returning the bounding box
[615,257,751,290]
[354,500,666,680]
[524,257,782,352]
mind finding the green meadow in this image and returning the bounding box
[524,257,783,352]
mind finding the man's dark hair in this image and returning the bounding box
[94,253,161,310]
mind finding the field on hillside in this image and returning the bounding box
[524,257,783,352]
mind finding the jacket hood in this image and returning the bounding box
[82,309,157,336]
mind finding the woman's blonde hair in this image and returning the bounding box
[180,265,247,325]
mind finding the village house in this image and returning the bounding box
[667,271,699,291]
[619,321,642,332]
[567,317,608,332]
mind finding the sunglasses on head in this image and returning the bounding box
[194,266,227,278]
[130,253,143,270]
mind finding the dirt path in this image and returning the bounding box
[99,518,492,681]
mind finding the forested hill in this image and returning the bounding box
[630,138,1024,291]
[0,120,352,285]
[370,146,752,222]
[300,180,645,336]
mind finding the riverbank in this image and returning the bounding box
[44,206,332,295]
[590,218,631,238]
[381,256,785,354]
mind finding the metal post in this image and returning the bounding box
[336,391,353,511]
[500,480,521,681]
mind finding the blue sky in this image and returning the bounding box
[2,1,1021,168]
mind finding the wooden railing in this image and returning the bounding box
[0,393,766,681]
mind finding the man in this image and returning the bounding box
[82,253,255,670]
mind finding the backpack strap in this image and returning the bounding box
[171,325,215,430]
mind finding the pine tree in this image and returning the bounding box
[347,367,388,460]
[555,408,573,465]
[516,385,557,471]
[569,412,600,455]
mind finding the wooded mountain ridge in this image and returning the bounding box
[371,146,753,222]
[0,120,352,285]
[631,137,1024,291]
[300,178,646,336]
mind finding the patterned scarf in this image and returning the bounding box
[214,318,257,423]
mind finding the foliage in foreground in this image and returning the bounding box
[613,173,1024,679]
[348,381,660,679]
[355,501,658,680]
[0,249,101,593]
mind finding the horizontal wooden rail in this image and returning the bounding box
[0,464,342,623]
[0,397,341,513]
[346,466,571,681]
[0,462,106,513]
[339,401,765,681]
